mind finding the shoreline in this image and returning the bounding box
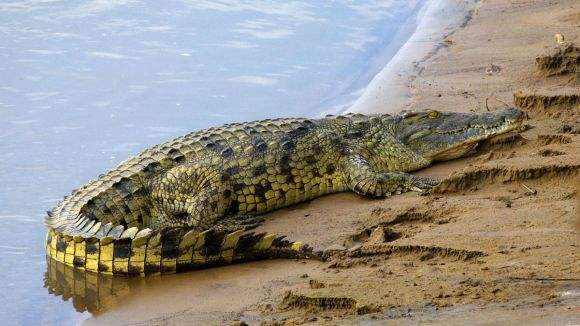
[317,0,426,116]
[346,0,478,114]
[85,0,579,324]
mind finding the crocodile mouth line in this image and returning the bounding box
[436,116,523,136]
[432,116,523,160]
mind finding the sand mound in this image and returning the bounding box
[433,162,579,193]
[279,291,357,312]
[513,89,579,118]
[535,43,579,77]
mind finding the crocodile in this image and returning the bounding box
[45,108,525,276]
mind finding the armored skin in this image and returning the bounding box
[44,108,525,275]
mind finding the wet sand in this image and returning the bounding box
[85,0,579,324]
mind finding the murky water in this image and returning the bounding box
[0,0,427,324]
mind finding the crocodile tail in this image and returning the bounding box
[45,226,318,276]
[44,231,317,313]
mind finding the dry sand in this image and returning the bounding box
[75,0,580,324]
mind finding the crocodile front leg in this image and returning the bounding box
[340,155,439,198]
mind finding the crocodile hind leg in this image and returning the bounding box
[148,164,233,230]
[341,155,439,198]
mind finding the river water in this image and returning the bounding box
[0,0,431,324]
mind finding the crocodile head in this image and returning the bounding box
[396,108,525,162]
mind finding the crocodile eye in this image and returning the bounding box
[428,111,440,119]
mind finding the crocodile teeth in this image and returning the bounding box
[120,227,139,239]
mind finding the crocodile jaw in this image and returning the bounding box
[429,113,524,161]
[398,107,526,162]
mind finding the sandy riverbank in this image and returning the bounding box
[79,0,580,324]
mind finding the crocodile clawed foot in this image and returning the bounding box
[409,176,441,195]
[210,215,265,233]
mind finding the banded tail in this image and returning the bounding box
[45,226,316,276]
